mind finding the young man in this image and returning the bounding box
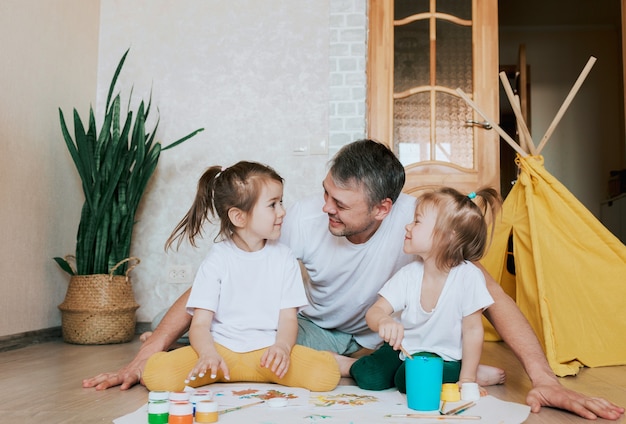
[84,140,624,421]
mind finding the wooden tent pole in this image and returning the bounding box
[456,88,528,157]
[536,56,597,154]
[499,71,536,155]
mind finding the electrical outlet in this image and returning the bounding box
[167,264,193,284]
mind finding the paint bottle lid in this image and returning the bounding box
[194,389,213,397]
[169,401,192,413]
[149,391,170,402]
[196,400,219,413]
[169,391,191,402]
[191,392,212,404]
[461,382,480,401]
[148,400,169,414]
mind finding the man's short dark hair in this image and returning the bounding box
[329,139,406,207]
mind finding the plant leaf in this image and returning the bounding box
[53,257,75,276]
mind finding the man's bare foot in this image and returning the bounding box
[332,352,358,378]
[477,364,506,386]
[139,331,153,343]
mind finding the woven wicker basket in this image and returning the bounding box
[58,258,140,345]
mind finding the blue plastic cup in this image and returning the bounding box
[405,352,443,411]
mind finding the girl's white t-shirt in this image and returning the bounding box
[186,239,308,353]
[280,193,417,349]
[379,260,494,361]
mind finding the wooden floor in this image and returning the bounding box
[0,337,624,423]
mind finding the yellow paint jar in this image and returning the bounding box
[195,400,219,423]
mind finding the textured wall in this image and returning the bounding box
[97,0,368,322]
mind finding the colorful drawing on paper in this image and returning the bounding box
[311,392,379,408]
[209,383,310,408]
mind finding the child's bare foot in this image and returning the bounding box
[477,364,505,386]
[139,331,153,343]
[332,352,358,378]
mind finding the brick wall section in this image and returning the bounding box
[329,0,368,155]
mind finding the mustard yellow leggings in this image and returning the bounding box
[143,343,340,392]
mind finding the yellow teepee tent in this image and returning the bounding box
[481,155,626,376]
[460,57,626,376]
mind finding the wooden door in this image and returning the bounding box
[368,0,500,196]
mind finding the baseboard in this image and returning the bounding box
[0,327,62,352]
[135,321,152,335]
[0,322,152,352]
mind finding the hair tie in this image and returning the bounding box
[215,166,226,179]
[468,192,477,200]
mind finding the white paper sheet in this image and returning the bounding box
[114,383,530,424]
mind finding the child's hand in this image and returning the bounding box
[260,343,291,379]
[377,317,405,351]
[185,352,230,384]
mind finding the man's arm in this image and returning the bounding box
[479,263,624,420]
[82,289,192,390]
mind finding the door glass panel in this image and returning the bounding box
[394,20,429,92]
[394,93,430,165]
[394,0,428,19]
[393,0,474,169]
[435,92,473,166]
[436,20,472,91]
[437,0,471,20]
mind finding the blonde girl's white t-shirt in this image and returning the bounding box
[280,193,417,349]
[379,261,494,361]
[186,239,308,353]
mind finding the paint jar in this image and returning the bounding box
[405,353,443,411]
[169,391,190,402]
[168,401,193,424]
[148,399,169,424]
[190,392,211,415]
[441,383,461,402]
[149,391,170,402]
[194,389,213,398]
[461,382,481,401]
[195,400,219,423]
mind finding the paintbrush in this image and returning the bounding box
[444,401,476,416]
[218,400,264,415]
[400,345,413,360]
[385,413,480,420]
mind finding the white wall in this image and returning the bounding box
[0,1,100,337]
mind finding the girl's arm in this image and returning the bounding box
[187,308,230,382]
[366,296,404,350]
[459,309,484,384]
[261,307,298,379]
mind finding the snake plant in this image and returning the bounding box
[53,49,204,276]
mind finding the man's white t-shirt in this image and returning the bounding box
[379,261,494,361]
[186,239,308,353]
[280,193,417,349]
